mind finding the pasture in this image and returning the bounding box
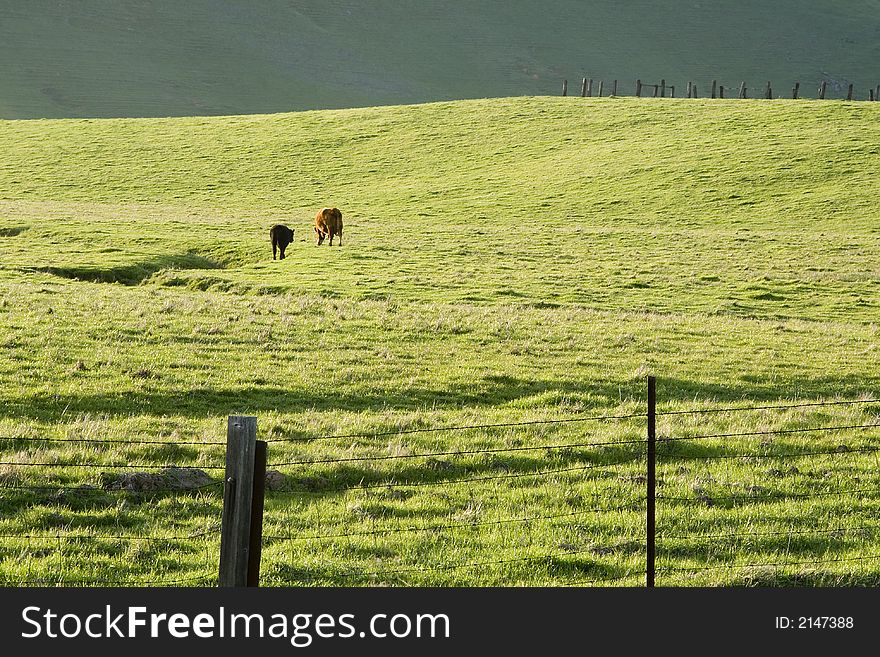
[0,97,878,586]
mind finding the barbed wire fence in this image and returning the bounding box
[1,379,878,586]
[0,432,227,586]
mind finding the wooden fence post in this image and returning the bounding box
[219,416,258,587]
[819,81,827,99]
[719,85,724,98]
[587,78,593,97]
[711,80,717,98]
[612,79,618,96]
[847,84,853,101]
[793,82,800,99]
[247,439,267,587]
[686,81,691,98]
[581,77,588,97]
[646,376,656,588]
[765,81,772,99]
[660,79,666,97]
[692,84,698,98]
[562,79,568,96]
[636,79,642,97]
[598,80,604,97]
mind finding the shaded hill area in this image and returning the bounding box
[2,0,880,118]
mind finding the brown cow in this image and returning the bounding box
[314,207,343,246]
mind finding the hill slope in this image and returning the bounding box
[2,0,880,118]
[1,96,878,323]
[0,98,878,586]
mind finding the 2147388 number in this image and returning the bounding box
[798,617,854,629]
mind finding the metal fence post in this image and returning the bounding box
[219,415,258,587]
[647,376,656,588]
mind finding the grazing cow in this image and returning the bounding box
[314,207,343,246]
[270,224,294,260]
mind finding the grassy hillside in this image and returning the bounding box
[2,0,880,119]
[0,97,878,586]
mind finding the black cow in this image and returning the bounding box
[270,224,295,260]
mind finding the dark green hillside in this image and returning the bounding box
[2,0,880,118]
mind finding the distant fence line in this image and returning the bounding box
[1,383,879,586]
[563,77,880,101]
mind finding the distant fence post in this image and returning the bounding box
[635,79,642,97]
[660,79,666,97]
[652,84,658,98]
[819,81,827,99]
[686,81,692,98]
[711,79,717,99]
[587,78,593,97]
[669,85,675,98]
[719,85,724,98]
[739,82,746,99]
[871,89,875,102]
[692,83,698,98]
[765,81,772,99]
[875,85,879,101]
[219,416,259,587]
[847,84,853,101]
[793,82,800,99]
[612,79,618,96]
[562,79,568,96]
[646,376,656,588]
[598,80,604,97]
[581,77,588,97]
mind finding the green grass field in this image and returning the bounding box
[3,1,880,119]
[0,96,878,586]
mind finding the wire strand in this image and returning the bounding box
[266,411,648,444]
[5,573,216,586]
[0,532,215,542]
[274,545,611,582]
[263,501,643,542]
[268,437,647,468]
[659,523,880,542]
[665,445,880,462]
[658,486,880,503]
[0,461,225,470]
[0,436,226,446]
[661,422,880,443]
[659,553,880,573]
[0,481,223,493]
[656,398,880,417]
[266,457,643,495]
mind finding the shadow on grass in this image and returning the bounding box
[264,448,642,500]
[5,374,878,422]
[28,252,222,285]
[261,553,633,586]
